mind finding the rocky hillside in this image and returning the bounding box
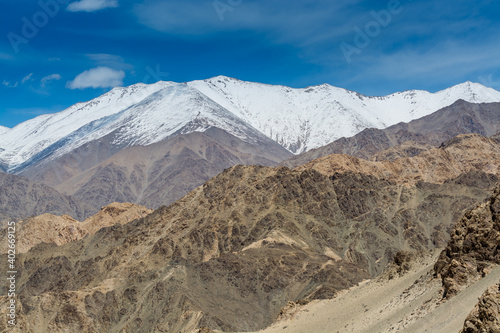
[249,185,500,333]
[434,184,500,298]
[282,100,500,167]
[0,161,496,332]
[0,202,152,254]
[22,127,291,213]
[296,133,500,185]
[461,282,500,333]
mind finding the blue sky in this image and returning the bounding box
[1,0,500,127]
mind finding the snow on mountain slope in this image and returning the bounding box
[2,83,276,172]
[0,126,9,135]
[188,77,500,153]
[1,76,500,171]
[0,81,171,167]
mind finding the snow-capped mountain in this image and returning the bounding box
[188,77,500,153]
[0,82,277,173]
[0,126,9,135]
[1,76,500,172]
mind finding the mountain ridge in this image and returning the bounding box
[282,100,500,167]
[1,131,498,331]
[2,77,500,174]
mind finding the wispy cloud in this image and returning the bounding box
[134,0,359,37]
[0,53,13,60]
[67,0,118,12]
[21,73,34,84]
[41,74,62,87]
[67,67,125,89]
[2,81,18,88]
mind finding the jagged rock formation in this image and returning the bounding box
[296,133,500,185]
[460,282,500,333]
[435,185,500,298]
[282,101,500,167]
[0,202,152,254]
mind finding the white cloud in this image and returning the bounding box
[67,67,125,89]
[2,81,18,88]
[41,74,62,87]
[21,73,34,84]
[67,0,118,12]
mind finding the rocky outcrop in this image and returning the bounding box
[295,133,500,185]
[460,283,500,333]
[0,202,153,254]
[434,185,500,298]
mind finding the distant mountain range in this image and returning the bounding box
[283,100,500,167]
[2,77,500,173]
[2,131,498,332]
[1,77,500,332]
[1,78,500,218]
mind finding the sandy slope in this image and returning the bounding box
[246,252,499,333]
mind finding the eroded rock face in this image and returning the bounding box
[460,283,500,333]
[0,202,153,254]
[296,134,500,185]
[434,185,500,298]
[0,164,494,333]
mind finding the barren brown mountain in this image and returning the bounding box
[21,128,291,216]
[0,202,152,254]
[0,160,496,332]
[297,133,500,184]
[282,100,500,168]
[250,184,500,333]
[434,184,500,298]
[0,172,93,222]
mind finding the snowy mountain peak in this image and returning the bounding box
[188,78,500,153]
[1,78,500,171]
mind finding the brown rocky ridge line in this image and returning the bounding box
[0,202,153,254]
[434,184,500,298]
[295,133,500,185]
[20,127,292,218]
